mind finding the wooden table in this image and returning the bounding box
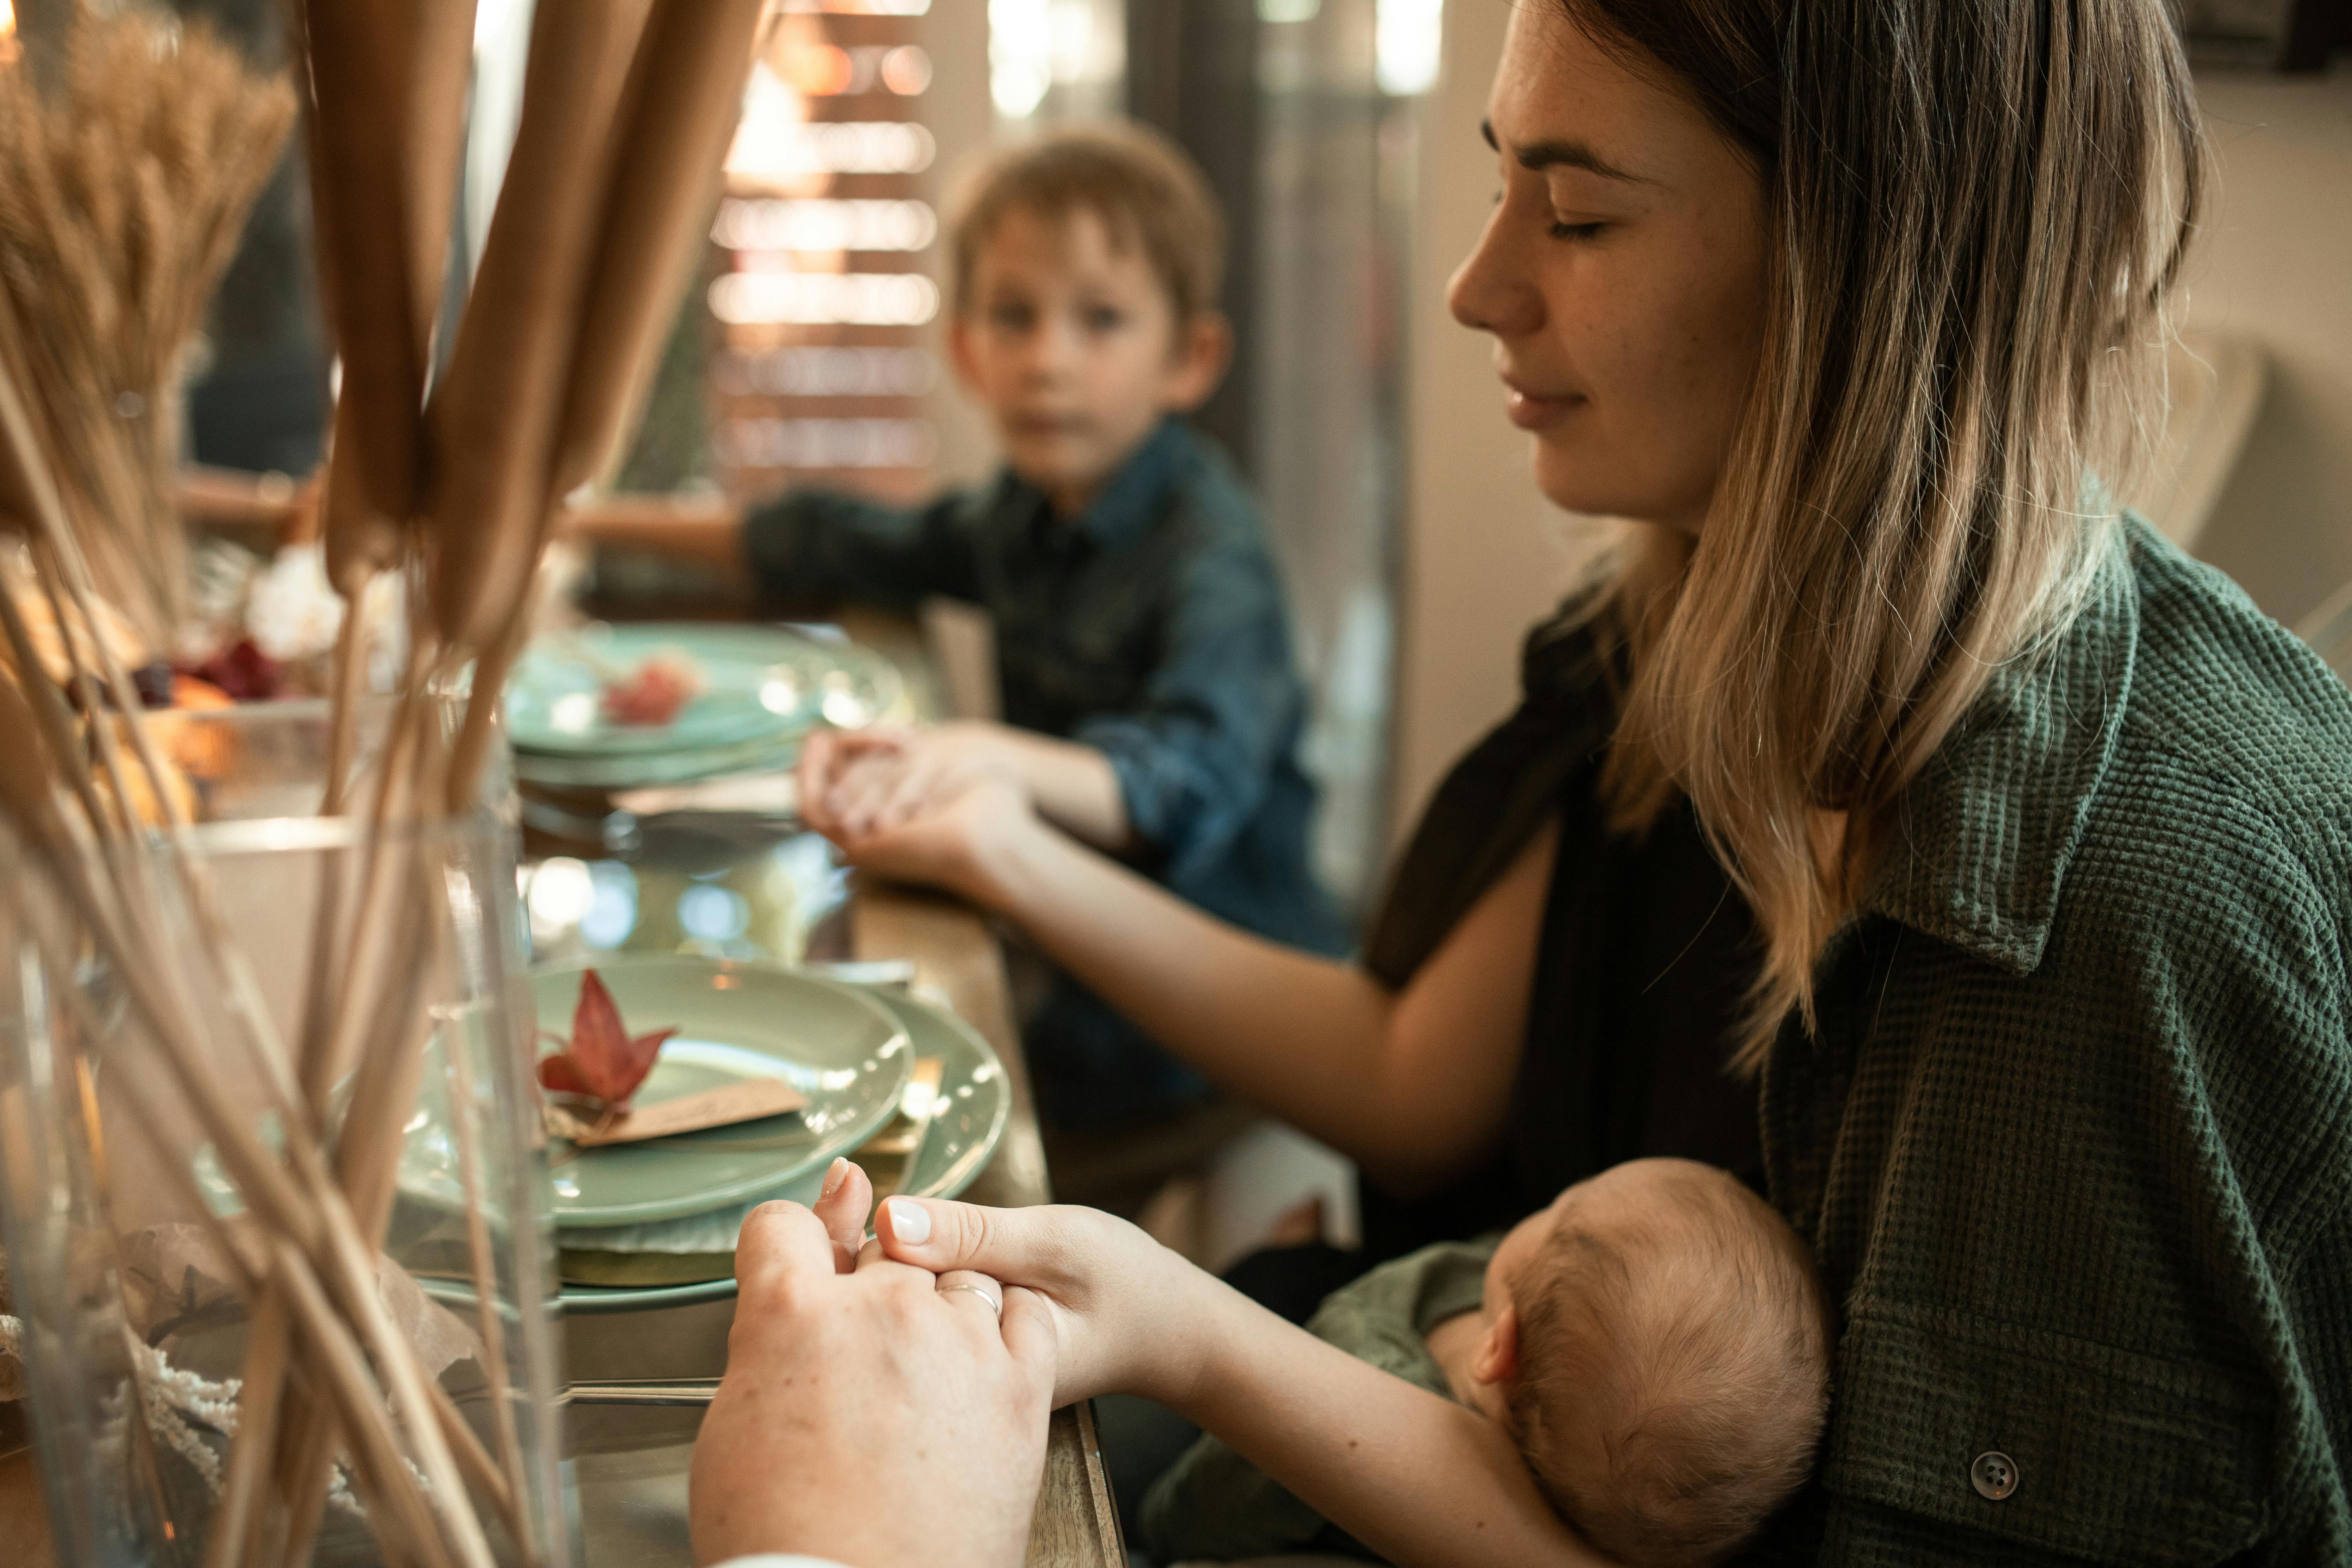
[0,876,1122,1568]
[565,879,1122,1568]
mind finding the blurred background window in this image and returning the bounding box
[472,0,1437,920]
[99,0,2351,926]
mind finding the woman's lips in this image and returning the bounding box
[1504,384,1586,430]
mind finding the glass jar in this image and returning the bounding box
[0,701,570,1568]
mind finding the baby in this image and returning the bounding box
[1143,1159,1832,1566]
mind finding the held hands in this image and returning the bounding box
[874,1195,1224,1412]
[797,720,1027,839]
[688,1162,1057,1568]
[797,725,1045,906]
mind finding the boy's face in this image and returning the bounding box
[950,206,1228,517]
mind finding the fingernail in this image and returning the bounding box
[885,1197,930,1243]
[820,1156,848,1198]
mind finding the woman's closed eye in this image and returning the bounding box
[1548,219,1608,242]
[1081,303,1127,334]
[987,300,1036,333]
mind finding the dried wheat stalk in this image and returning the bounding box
[0,15,293,653]
[0,4,769,1566]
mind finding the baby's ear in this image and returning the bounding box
[1471,1302,1522,1389]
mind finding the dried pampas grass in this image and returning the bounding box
[0,14,293,651]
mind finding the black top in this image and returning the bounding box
[1356,588,1761,1257]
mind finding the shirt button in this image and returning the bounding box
[1971,1450,2019,1500]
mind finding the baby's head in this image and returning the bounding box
[946,123,1230,515]
[1473,1159,1831,1566]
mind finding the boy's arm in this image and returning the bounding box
[561,488,983,611]
[1071,526,1306,881]
[741,488,982,612]
[877,1198,1614,1568]
[561,492,743,572]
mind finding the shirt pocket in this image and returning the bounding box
[1821,1305,2270,1566]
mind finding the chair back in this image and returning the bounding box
[2298,577,2352,684]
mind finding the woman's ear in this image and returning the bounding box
[1163,309,1232,412]
[1471,1302,1522,1389]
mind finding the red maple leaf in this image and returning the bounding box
[536,969,678,1109]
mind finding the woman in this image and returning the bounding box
[699,0,2352,1561]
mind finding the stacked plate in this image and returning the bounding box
[520,956,1011,1313]
[505,623,905,792]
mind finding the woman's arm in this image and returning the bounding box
[875,1196,1610,1568]
[838,779,1557,1190]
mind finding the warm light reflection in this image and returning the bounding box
[0,0,20,67]
[708,269,939,326]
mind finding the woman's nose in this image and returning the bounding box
[1447,206,1542,340]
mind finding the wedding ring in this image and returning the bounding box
[935,1274,1003,1316]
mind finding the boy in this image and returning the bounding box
[1143,1159,1832,1566]
[758,124,1343,1128]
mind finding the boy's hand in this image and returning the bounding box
[873,1195,1228,1411]
[798,721,1028,838]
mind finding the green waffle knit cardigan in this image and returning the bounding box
[1748,518,2352,1564]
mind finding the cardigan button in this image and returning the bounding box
[1970,1450,2019,1500]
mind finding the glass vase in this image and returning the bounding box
[0,703,570,1568]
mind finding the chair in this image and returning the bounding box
[2297,576,2352,684]
[2125,330,2268,552]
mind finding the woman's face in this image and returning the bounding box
[1448,5,1769,533]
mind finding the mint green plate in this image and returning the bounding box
[506,624,901,758]
[553,983,1012,1311]
[529,957,911,1229]
[512,732,807,791]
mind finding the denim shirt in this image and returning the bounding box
[742,419,1342,957]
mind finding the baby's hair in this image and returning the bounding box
[946,121,1225,327]
[1504,1163,1831,1566]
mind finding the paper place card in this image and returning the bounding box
[547,1077,809,1147]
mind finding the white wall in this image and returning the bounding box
[1389,0,1604,844]
[919,0,1000,493]
[2178,65,2352,631]
[1390,19,2352,844]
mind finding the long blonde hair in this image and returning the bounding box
[1565,0,2206,1067]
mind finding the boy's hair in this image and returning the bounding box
[947,121,1225,326]
[1504,1164,1832,1566]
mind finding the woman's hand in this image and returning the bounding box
[799,722,1025,839]
[875,1196,1610,1568]
[874,1195,1225,1409]
[689,1197,1057,1568]
[825,773,1049,909]
[800,721,1132,856]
